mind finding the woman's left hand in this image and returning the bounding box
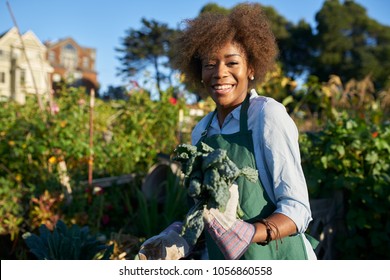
[202,183,239,230]
[202,183,255,259]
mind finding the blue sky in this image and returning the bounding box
[1,0,389,93]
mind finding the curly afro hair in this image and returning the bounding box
[172,2,278,96]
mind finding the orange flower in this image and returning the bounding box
[372,131,379,138]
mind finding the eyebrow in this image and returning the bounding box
[225,54,242,58]
[204,53,242,61]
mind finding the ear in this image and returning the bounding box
[248,67,255,80]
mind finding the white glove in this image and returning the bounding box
[137,222,190,260]
[203,183,239,229]
[203,183,255,260]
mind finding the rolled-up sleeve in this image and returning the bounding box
[253,98,312,233]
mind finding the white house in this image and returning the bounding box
[0,27,53,104]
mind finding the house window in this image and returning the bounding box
[0,72,5,83]
[61,43,78,70]
[48,51,55,63]
[82,57,89,69]
[20,70,26,85]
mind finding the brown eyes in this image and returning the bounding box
[203,61,239,69]
[203,64,215,70]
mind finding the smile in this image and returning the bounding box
[212,84,233,90]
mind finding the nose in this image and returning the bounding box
[213,63,228,79]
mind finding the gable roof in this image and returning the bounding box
[0,27,46,51]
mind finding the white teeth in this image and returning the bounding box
[213,85,232,90]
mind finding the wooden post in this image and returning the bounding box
[178,108,184,143]
[88,89,95,186]
[6,1,44,111]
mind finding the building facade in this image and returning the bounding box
[45,37,98,93]
[0,27,53,104]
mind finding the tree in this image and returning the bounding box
[261,6,315,79]
[199,3,230,15]
[278,20,315,79]
[101,85,128,100]
[313,0,390,89]
[116,18,178,98]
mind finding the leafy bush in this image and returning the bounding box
[300,112,390,259]
[23,220,113,260]
[297,74,390,259]
[0,86,186,258]
[0,177,24,240]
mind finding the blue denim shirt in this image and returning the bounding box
[191,90,313,233]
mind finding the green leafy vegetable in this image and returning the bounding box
[173,142,258,246]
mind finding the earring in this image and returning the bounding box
[250,76,254,80]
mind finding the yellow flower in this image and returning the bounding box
[281,77,290,87]
[60,121,67,128]
[15,174,22,182]
[48,156,57,164]
[289,80,298,90]
[8,140,15,146]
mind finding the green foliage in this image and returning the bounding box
[23,220,113,260]
[123,165,188,241]
[199,3,230,15]
[290,69,390,259]
[314,0,390,88]
[0,86,184,255]
[173,142,258,246]
[299,102,390,259]
[116,18,178,95]
[0,177,24,240]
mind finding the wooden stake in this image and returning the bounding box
[88,89,95,187]
[6,1,44,112]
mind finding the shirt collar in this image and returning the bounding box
[210,105,242,130]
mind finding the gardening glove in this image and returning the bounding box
[137,222,190,260]
[203,183,255,259]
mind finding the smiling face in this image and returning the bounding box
[201,41,254,121]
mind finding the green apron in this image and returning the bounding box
[197,94,310,260]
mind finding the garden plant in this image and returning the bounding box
[0,72,389,259]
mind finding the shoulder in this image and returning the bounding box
[248,90,298,139]
[248,90,289,123]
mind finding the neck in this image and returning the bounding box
[216,95,248,127]
[216,110,227,128]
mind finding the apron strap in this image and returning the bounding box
[200,110,217,141]
[240,94,250,132]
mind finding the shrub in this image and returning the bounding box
[299,77,390,259]
[23,220,113,260]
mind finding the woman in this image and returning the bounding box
[138,2,317,260]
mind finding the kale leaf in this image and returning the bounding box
[173,142,258,246]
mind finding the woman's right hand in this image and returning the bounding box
[137,222,190,260]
